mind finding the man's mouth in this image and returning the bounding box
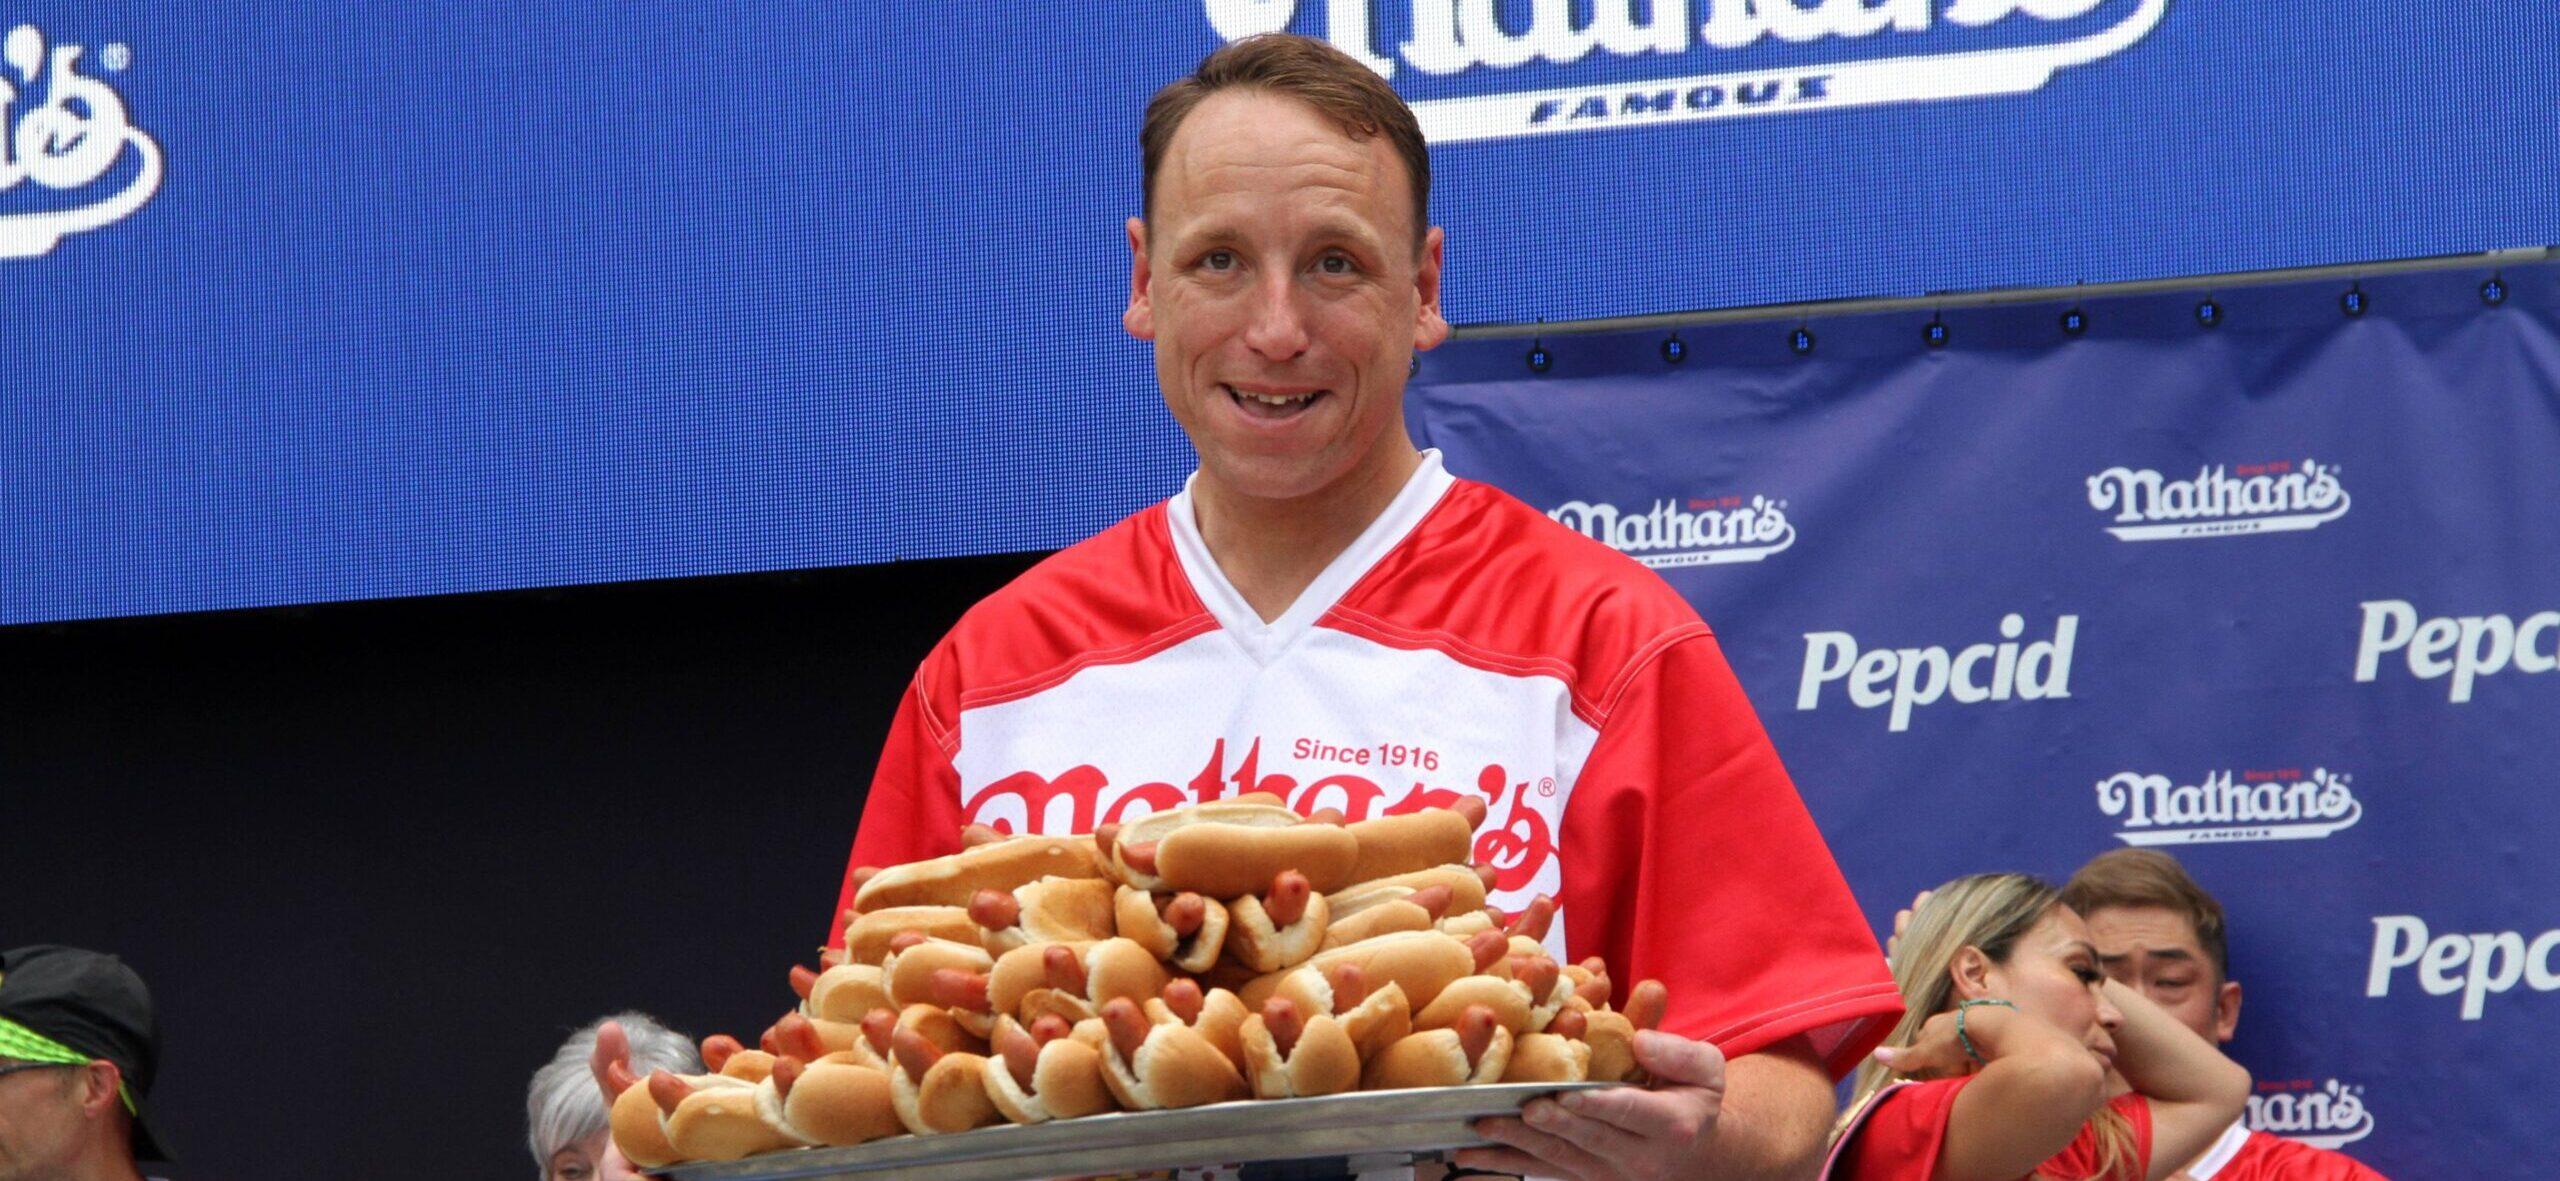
[1224,384,1328,421]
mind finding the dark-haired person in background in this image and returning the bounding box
[0,945,169,1181]
[2062,851,2388,1181]
[831,30,1899,1181]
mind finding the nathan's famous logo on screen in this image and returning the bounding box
[1546,493,1793,568]
[2367,914,2560,1022]
[2248,1079,2375,1151]
[2093,766,2361,846]
[1797,614,2077,732]
[0,24,160,259]
[1200,0,2170,143]
[2084,457,2350,541]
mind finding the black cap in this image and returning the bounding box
[0,946,171,1162]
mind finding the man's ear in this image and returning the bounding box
[1412,225,1449,352]
[2213,979,2242,1044]
[1949,945,1995,1001]
[1124,216,1155,342]
[78,1060,123,1118]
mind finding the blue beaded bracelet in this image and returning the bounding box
[1955,998,2016,1066]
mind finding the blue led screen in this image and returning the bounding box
[8,2,2555,623]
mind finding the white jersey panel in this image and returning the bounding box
[950,622,1602,952]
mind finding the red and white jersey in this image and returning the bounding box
[836,452,1899,1073]
[2187,1122,2390,1181]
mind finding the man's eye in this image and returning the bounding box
[1203,250,1236,271]
[2154,977,2194,990]
[1319,254,1356,275]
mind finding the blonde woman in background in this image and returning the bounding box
[1824,874,2251,1181]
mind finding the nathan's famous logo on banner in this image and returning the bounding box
[1547,494,1793,568]
[2093,766,2361,846]
[955,736,1560,902]
[1202,0,2170,144]
[1798,614,2077,732]
[2367,914,2560,1021]
[0,24,160,259]
[2084,458,2349,541]
[2355,599,2560,704]
[2247,1079,2374,1151]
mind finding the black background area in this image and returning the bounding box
[0,551,1043,1179]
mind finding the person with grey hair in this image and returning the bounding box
[527,1012,700,1181]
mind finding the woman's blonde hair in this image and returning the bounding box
[1833,873,2136,1180]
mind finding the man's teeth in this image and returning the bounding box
[1232,386,1318,406]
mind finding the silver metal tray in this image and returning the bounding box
[662,1082,1619,1181]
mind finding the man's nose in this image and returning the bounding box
[1242,271,1311,360]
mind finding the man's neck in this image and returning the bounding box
[1193,445,1422,624]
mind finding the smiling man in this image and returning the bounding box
[834,33,1899,1181]
[2063,850,2389,1181]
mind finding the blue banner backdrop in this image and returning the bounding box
[1407,262,2560,1171]
[9,2,2557,624]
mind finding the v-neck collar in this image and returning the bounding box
[2183,1119,2253,1181]
[1166,450,1456,666]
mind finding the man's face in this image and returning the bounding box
[0,1062,86,1181]
[2082,904,2241,1044]
[1125,89,1448,505]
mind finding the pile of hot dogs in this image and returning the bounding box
[606,795,1669,1168]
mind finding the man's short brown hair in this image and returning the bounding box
[1139,33,1430,249]
[2061,849,2232,980]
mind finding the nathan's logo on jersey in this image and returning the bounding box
[1546,495,1794,568]
[958,736,1561,902]
[2094,766,2362,846]
[2084,458,2349,541]
[0,24,161,259]
[1202,0,2169,144]
[1798,614,2077,732]
[2355,599,2560,704]
[2366,914,2560,1021]
[2248,1079,2374,1150]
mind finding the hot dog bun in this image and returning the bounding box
[855,835,1103,912]
[843,906,982,966]
[1360,1017,1513,1090]
[1095,997,1251,1110]
[973,876,1119,955]
[607,1074,683,1169]
[1103,801,1359,896]
[1241,930,1475,1014]
[1239,1003,1361,1098]
[987,938,1173,1020]
[1327,865,1489,920]
[1412,974,1535,1035]
[1114,886,1230,974]
[804,963,894,1023]
[981,1016,1115,1124]
[1343,807,1478,884]
[1222,872,1329,974]
[654,1073,801,1161]
[770,1058,902,1146]
[1498,1032,1592,1084]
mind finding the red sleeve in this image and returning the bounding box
[1559,632,1901,1076]
[2042,1093,2152,1181]
[825,665,966,949]
[1832,1078,1968,1181]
